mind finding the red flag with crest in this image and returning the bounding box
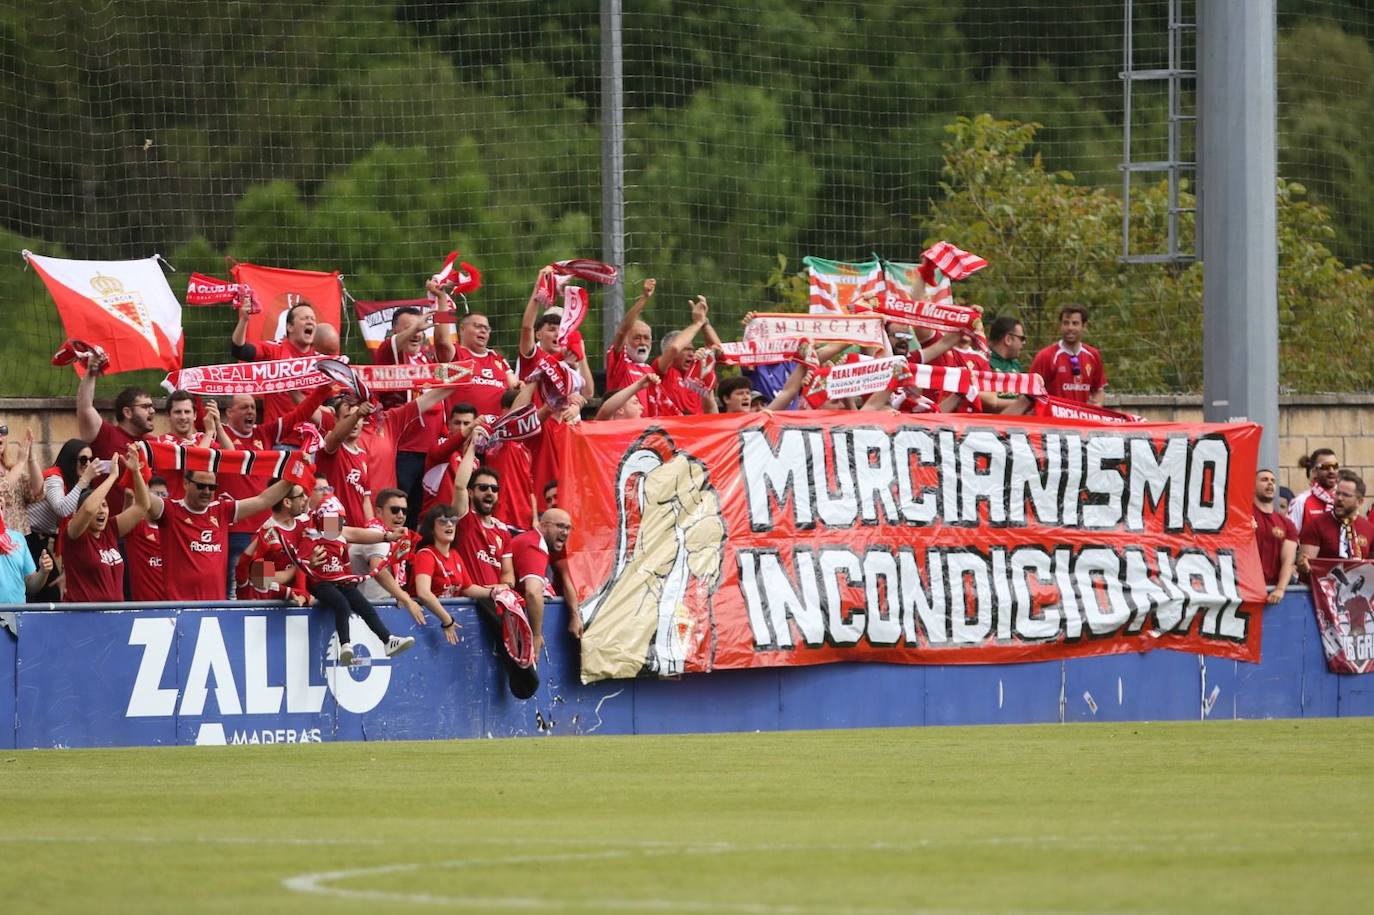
[231,263,342,344]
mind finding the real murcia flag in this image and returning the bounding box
[23,250,184,374]
[231,262,342,343]
[802,256,884,314]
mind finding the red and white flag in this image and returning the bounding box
[24,250,184,375]
[920,241,988,282]
[352,298,429,352]
[231,262,342,344]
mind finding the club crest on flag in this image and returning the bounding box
[90,273,161,355]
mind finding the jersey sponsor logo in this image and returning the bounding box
[98,547,123,566]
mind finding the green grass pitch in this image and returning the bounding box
[1,719,1371,913]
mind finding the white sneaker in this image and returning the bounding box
[338,642,354,666]
[385,635,415,658]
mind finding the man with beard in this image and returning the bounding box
[155,390,221,500]
[508,507,573,660]
[76,355,155,506]
[448,431,515,589]
[1253,468,1298,600]
[1298,471,1374,575]
[1289,447,1340,534]
[1028,305,1107,405]
[604,277,663,415]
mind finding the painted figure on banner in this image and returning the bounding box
[579,431,726,682]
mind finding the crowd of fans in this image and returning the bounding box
[0,269,1362,661]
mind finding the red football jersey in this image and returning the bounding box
[455,511,511,586]
[125,518,165,602]
[605,345,659,414]
[218,425,271,534]
[159,496,237,602]
[410,544,473,598]
[1028,342,1108,403]
[485,440,535,532]
[59,520,124,604]
[1252,505,1298,587]
[449,346,514,421]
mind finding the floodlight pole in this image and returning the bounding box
[600,0,626,345]
[1199,0,1280,471]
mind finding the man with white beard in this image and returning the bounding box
[605,277,667,416]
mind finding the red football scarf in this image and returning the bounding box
[743,313,888,349]
[1309,481,1336,509]
[166,358,473,396]
[715,339,806,367]
[683,351,717,397]
[430,251,481,295]
[535,259,618,305]
[51,339,108,370]
[557,286,589,347]
[185,272,242,306]
[135,440,315,488]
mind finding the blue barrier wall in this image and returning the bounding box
[0,593,1368,750]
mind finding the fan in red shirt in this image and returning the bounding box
[1028,305,1108,405]
[317,385,451,526]
[508,508,573,661]
[482,387,538,531]
[449,311,517,422]
[74,358,154,506]
[653,296,718,416]
[59,448,152,604]
[516,271,593,414]
[154,391,221,500]
[229,299,322,435]
[410,505,513,646]
[447,432,514,588]
[278,496,415,665]
[125,475,170,602]
[234,482,311,603]
[1298,472,1374,579]
[602,277,667,415]
[422,403,479,517]
[146,467,296,603]
[376,281,458,528]
[1252,469,1298,600]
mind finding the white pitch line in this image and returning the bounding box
[281,841,1173,914]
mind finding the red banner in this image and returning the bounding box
[564,412,1265,683]
[1308,559,1374,674]
[231,263,342,343]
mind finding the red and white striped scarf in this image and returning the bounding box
[1309,481,1336,509]
[715,339,806,367]
[920,241,988,282]
[136,440,315,488]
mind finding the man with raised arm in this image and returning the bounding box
[377,280,458,527]
[604,277,663,415]
[229,298,321,435]
[75,356,155,507]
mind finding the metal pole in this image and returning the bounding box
[1199,0,1279,471]
[600,0,626,348]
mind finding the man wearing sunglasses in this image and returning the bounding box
[449,431,515,591]
[1028,305,1107,406]
[146,469,295,602]
[1289,447,1342,534]
[350,488,425,625]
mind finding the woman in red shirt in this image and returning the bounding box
[411,504,511,642]
[60,448,152,604]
